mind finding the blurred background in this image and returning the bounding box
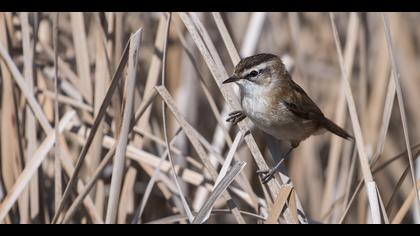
[0,12,419,224]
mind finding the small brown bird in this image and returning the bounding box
[223,53,353,184]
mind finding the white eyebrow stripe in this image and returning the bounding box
[241,61,274,77]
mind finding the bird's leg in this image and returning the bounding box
[226,110,246,125]
[257,146,295,184]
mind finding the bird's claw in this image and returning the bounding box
[257,169,277,184]
[226,111,246,125]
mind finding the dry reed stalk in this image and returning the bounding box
[385,151,420,213]
[239,12,266,58]
[133,127,183,223]
[61,88,157,223]
[116,17,168,221]
[39,42,89,102]
[0,32,52,133]
[0,12,29,224]
[106,28,142,224]
[330,12,385,224]
[321,12,359,221]
[156,85,246,223]
[391,180,420,224]
[382,12,420,214]
[89,16,110,216]
[265,185,293,224]
[213,131,245,188]
[193,161,246,224]
[52,12,62,212]
[51,37,131,223]
[38,89,93,112]
[70,12,92,104]
[58,136,103,223]
[160,12,195,223]
[0,111,76,223]
[0,13,16,199]
[20,12,40,221]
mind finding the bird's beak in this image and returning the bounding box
[222,76,239,84]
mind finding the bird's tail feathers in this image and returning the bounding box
[321,117,353,140]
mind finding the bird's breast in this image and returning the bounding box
[242,96,317,142]
[242,96,292,126]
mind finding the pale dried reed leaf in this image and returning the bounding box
[385,150,420,213]
[160,12,194,224]
[106,28,142,224]
[89,16,111,218]
[391,180,420,224]
[1,12,29,223]
[101,135,205,186]
[147,208,266,224]
[67,126,206,223]
[339,144,420,223]
[53,12,62,212]
[20,12,39,220]
[374,75,396,158]
[39,42,90,102]
[51,36,131,224]
[133,127,183,224]
[39,89,93,112]
[61,143,114,224]
[366,26,390,145]
[329,12,383,224]
[187,12,238,211]
[265,185,293,224]
[193,161,246,224]
[288,189,299,224]
[61,57,158,224]
[133,127,204,169]
[0,34,52,133]
[117,167,136,223]
[213,131,244,188]
[137,14,166,130]
[70,12,93,104]
[156,85,246,224]
[366,181,382,223]
[67,124,261,219]
[58,137,103,224]
[120,16,169,221]
[321,12,358,220]
[211,12,241,64]
[0,111,76,223]
[239,12,266,58]
[0,11,18,204]
[382,12,420,214]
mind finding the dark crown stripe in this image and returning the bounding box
[235,53,278,73]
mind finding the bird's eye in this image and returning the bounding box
[249,70,259,77]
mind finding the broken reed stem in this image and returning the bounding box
[0,111,75,223]
[105,28,142,224]
[193,161,246,224]
[53,12,62,212]
[51,38,131,224]
[61,90,157,224]
[156,85,246,224]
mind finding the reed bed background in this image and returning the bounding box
[0,12,419,224]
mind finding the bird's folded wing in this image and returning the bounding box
[282,80,325,121]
